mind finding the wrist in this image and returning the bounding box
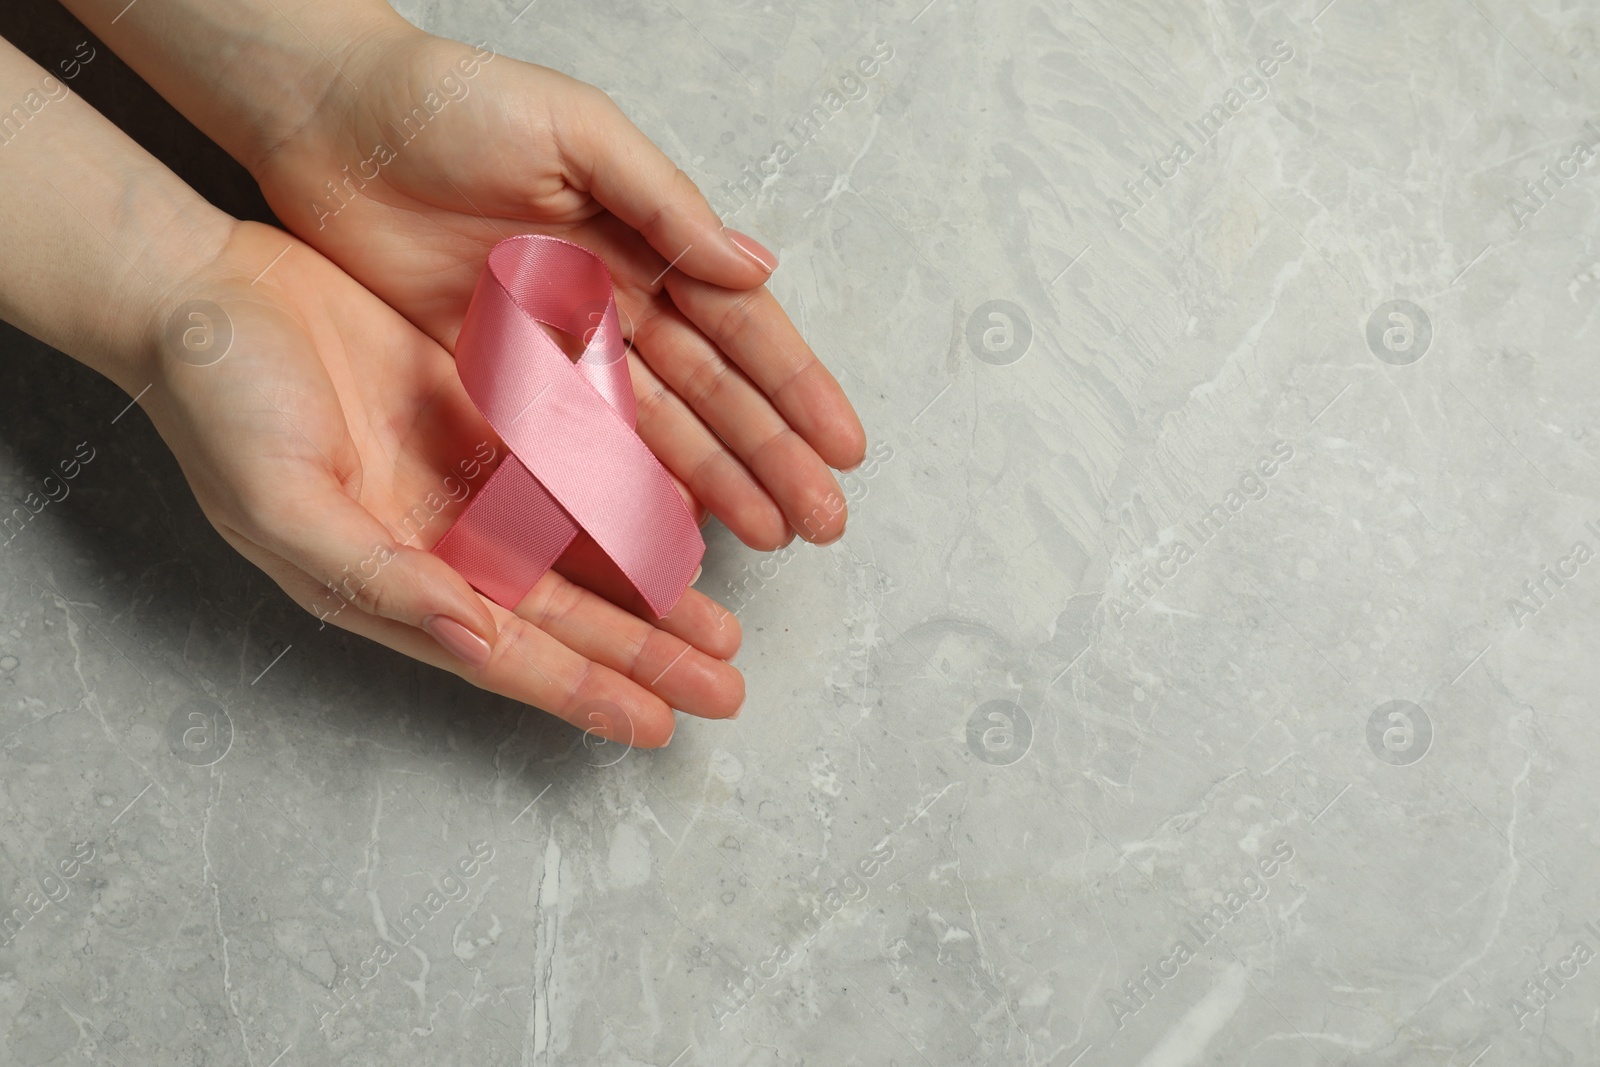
[55,0,418,177]
[97,204,239,399]
[227,6,427,176]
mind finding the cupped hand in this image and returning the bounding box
[147,221,744,747]
[247,24,866,553]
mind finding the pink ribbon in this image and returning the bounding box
[432,234,704,618]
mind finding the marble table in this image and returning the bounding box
[1,0,1598,1063]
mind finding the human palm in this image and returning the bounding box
[150,222,744,747]
[250,28,865,553]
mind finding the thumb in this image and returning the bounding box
[560,82,778,288]
[265,480,499,670]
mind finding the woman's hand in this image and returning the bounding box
[244,24,866,552]
[0,24,735,747]
[148,221,744,746]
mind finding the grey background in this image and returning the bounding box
[2,0,1598,1063]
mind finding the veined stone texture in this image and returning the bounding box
[1,0,1598,1064]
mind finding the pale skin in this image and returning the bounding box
[1,4,866,747]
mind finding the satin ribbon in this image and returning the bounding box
[432,234,703,618]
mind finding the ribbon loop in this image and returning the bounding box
[433,235,703,617]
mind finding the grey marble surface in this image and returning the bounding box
[3,0,1600,1063]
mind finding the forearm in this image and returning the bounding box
[51,0,408,174]
[0,32,231,393]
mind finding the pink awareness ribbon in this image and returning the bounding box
[432,234,704,618]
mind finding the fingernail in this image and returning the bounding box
[731,697,745,720]
[725,228,777,272]
[692,564,703,584]
[842,460,863,473]
[422,614,493,669]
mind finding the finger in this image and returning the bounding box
[557,82,777,289]
[472,609,678,747]
[634,303,850,544]
[544,531,741,668]
[247,471,499,668]
[664,462,709,527]
[384,608,678,748]
[547,524,741,661]
[626,346,793,550]
[663,271,867,472]
[227,525,678,748]
[661,586,743,661]
[514,569,744,719]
